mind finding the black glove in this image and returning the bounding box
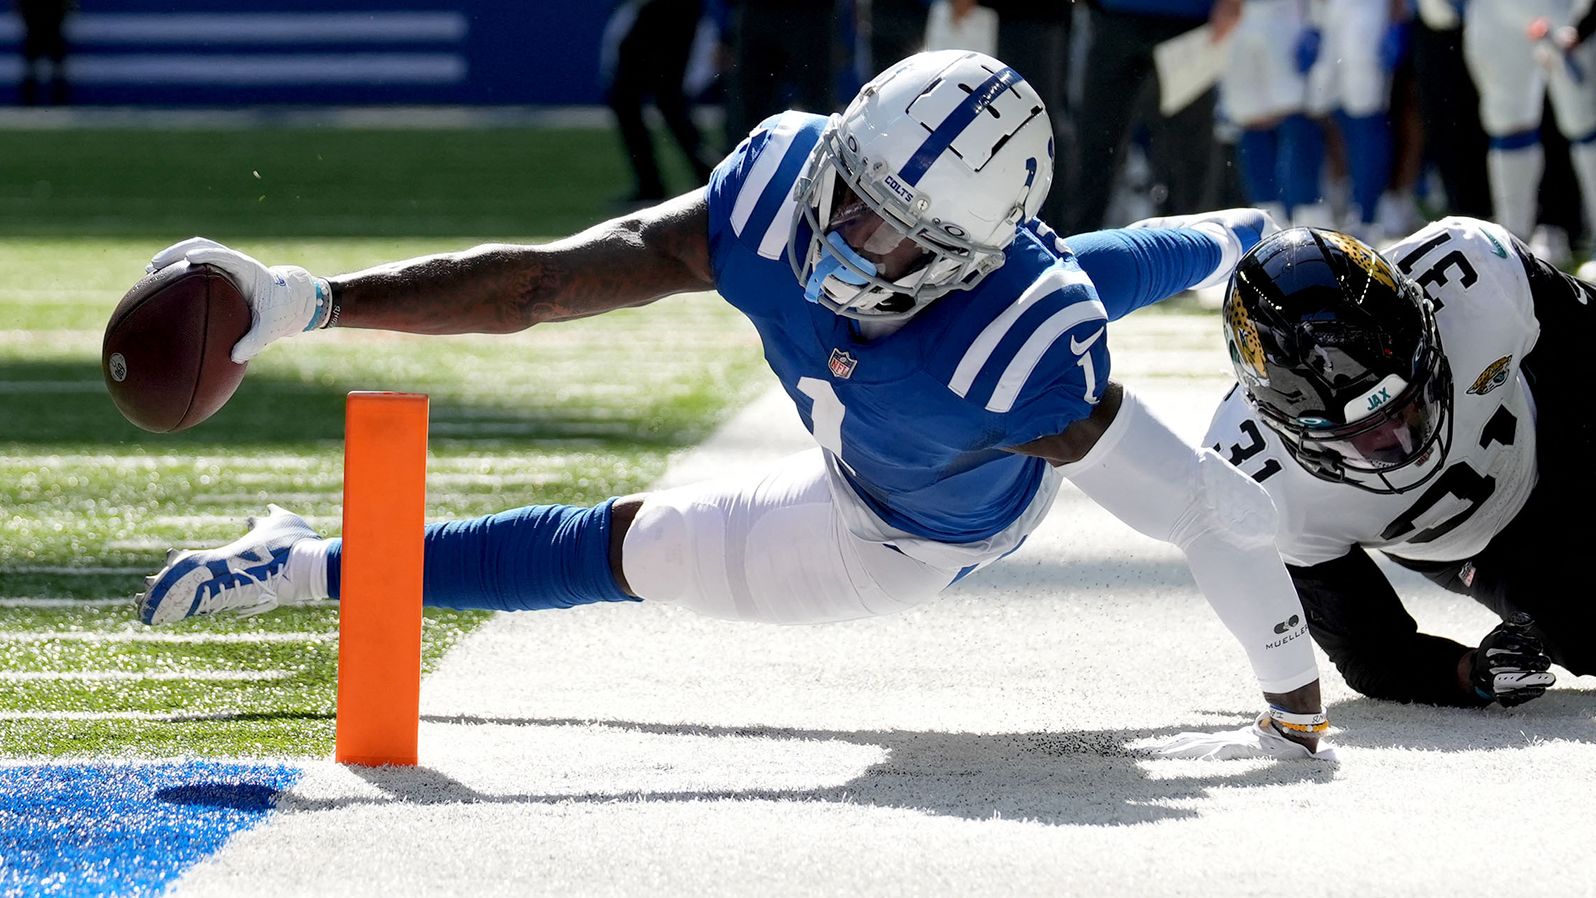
[1470,613,1556,707]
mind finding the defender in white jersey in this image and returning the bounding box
[1207,219,1596,707]
[130,52,1332,759]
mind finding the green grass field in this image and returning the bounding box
[0,126,765,757]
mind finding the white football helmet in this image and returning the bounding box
[788,50,1054,321]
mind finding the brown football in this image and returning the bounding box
[102,261,251,433]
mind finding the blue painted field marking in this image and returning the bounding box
[0,760,301,897]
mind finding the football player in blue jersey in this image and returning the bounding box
[135,51,1334,760]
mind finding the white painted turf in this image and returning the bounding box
[171,317,1595,897]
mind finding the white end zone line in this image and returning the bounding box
[0,670,293,682]
[0,597,340,610]
[0,631,335,644]
[0,710,301,722]
[0,598,132,608]
[3,566,147,576]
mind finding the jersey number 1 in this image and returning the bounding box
[798,377,846,457]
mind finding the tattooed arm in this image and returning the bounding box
[145,190,715,361]
[330,190,714,334]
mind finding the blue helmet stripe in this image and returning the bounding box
[898,66,1023,187]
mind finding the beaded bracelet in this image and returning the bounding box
[1267,706,1330,736]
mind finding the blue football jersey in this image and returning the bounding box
[705,111,1221,545]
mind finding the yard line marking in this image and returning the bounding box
[0,598,130,608]
[0,670,294,682]
[2,566,147,575]
[0,381,105,393]
[0,631,335,644]
[0,710,303,722]
[0,597,336,610]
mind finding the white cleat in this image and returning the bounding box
[136,504,320,626]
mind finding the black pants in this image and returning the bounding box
[1412,23,1490,219]
[723,0,836,141]
[1068,4,1216,233]
[1396,268,1596,674]
[607,0,712,200]
[995,8,1073,228]
[18,0,69,105]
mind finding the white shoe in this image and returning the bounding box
[1291,201,1337,230]
[137,505,320,625]
[1529,225,1574,269]
[1375,190,1422,241]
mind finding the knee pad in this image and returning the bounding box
[621,494,725,609]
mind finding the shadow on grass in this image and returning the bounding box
[270,715,1337,828]
[155,781,283,812]
[0,359,693,449]
[1326,689,1596,751]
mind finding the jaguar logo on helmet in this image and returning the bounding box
[1224,289,1269,382]
[1321,232,1397,291]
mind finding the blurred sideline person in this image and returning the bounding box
[1296,0,1407,242]
[722,0,836,139]
[1068,0,1238,233]
[602,0,716,206]
[1462,0,1596,252]
[135,52,1335,760]
[1220,0,1327,228]
[924,0,998,56]
[1207,221,1596,707]
[986,0,1072,227]
[867,0,929,74]
[14,0,71,106]
[1411,0,1491,221]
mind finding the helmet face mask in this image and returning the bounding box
[1224,228,1455,495]
[788,50,1053,321]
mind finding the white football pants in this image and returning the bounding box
[620,449,961,624]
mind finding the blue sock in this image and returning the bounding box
[1278,114,1325,212]
[324,499,637,611]
[1335,110,1391,224]
[1238,127,1281,205]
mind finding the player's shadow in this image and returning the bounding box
[1324,687,1596,751]
[275,716,1336,828]
[957,555,1198,594]
[0,358,708,448]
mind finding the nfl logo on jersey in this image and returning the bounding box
[828,348,857,380]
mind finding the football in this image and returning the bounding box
[102,261,252,433]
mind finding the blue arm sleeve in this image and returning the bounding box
[1069,227,1224,320]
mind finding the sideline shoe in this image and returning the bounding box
[137,504,320,625]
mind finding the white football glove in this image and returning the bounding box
[1125,208,1282,289]
[147,237,330,363]
[1126,207,1281,237]
[1134,714,1339,762]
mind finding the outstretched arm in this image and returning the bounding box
[330,189,714,334]
[1068,207,1279,320]
[146,190,715,360]
[1292,551,1554,707]
[1011,382,1328,751]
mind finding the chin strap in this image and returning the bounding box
[805,231,879,305]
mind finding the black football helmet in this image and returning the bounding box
[1222,227,1452,494]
